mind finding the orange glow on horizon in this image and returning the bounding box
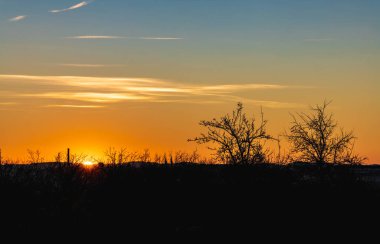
[82,161,96,167]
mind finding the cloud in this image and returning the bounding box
[227,97,306,109]
[50,1,91,13]
[9,16,27,22]
[140,37,183,40]
[67,35,123,39]
[201,84,285,91]
[66,36,183,40]
[45,104,105,108]
[59,64,122,68]
[24,92,151,103]
[0,74,300,109]
[0,102,17,106]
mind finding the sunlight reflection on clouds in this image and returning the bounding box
[0,74,304,109]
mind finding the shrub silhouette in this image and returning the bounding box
[286,101,365,164]
[189,102,273,164]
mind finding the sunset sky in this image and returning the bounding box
[0,0,379,163]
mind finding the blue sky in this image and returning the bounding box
[2,0,379,46]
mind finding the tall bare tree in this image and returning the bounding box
[189,102,273,164]
[286,101,364,164]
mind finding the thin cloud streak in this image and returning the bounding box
[234,98,306,109]
[67,36,123,39]
[23,92,151,103]
[201,84,285,91]
[66,36,183,40]
[0,74,301,109]
[59,64,122,68]
[0,74,285,93]
[0,102,17,106]
[9,16,27,22]
[46,104,105,108]
[140,37,183,40]
[50,1,91,13]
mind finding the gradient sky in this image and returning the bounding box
[0,0,379,163]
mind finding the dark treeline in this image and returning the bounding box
[1,162,380,237]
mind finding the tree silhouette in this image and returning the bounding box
[54,152,63,163]
[139,148,151,162]
[189,102,273,164]
[70,153,87,164]
[104,147,133,164]
[27,149,44,164]
[286,101,364,164]
[105,147,120,164]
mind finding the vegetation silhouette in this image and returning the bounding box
[189,101,365,165]
[189,102,273,164]
[286,101,366,164]
[3,101,365,166]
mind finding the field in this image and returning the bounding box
[1,162,380,237]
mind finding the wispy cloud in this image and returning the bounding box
[0,74,302,109]
[140,37,183,40]
[201,84,285,91]
[50,1,91,13]
[0,102,17,106]
[24,92,151,103]
[67,35,123,39]
[66,36,183,40]
[59,64,122,68]
[45,104,105,108]
[226,97,306,109]
[9,15,27,22]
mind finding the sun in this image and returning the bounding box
[82,161,95,167]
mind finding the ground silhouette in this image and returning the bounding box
[1,162,380,237]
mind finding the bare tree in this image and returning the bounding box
[163,153,168,165]
[188,149,201,164]
[128,151,139,162]
[189,102,273,164]
[27,149,44,164]
[286,101,365,164]
[172,150,201,164]
[104,147,130,164]
[55,152,63,163]
[105,147,118,164]
[70,153,87,164]
[117,147,128,164]
[174,150,188,163]
[139,149,151,162]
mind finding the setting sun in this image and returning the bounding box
[82,161,95,167]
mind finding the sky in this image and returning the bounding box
[0,0,379,163]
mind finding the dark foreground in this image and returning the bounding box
[1,163,380,238]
